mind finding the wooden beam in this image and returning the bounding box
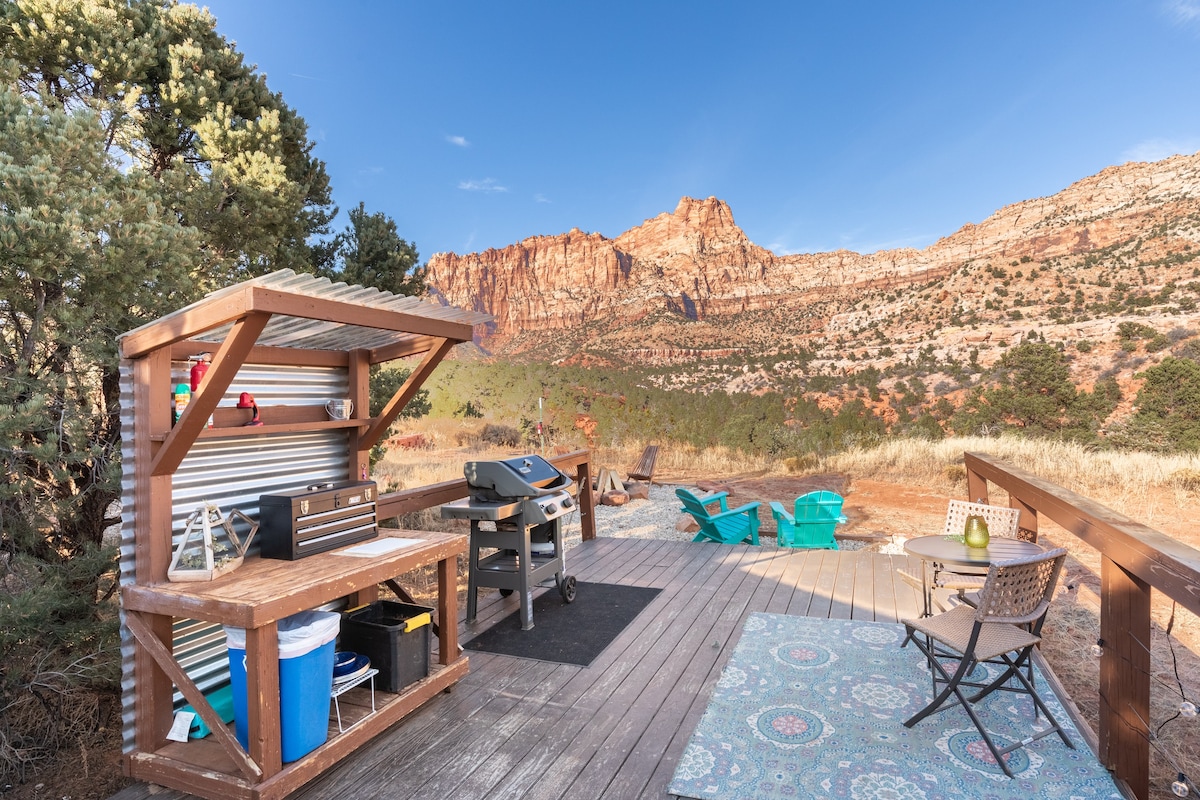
[171,339,349,368]
[359,338,454,453]
[374,449,594,530]
[964,452,1200,615]
[369,334,443,364]
[245,624,283,777]
[152,313,271,477]
[130,351,175,747]
[249,287,475,342]
[120,284,255,359]
[1100,557,1151,800]
[348,349,371,483]
[124,611,264,781]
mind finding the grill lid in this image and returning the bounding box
[464,455,571,501]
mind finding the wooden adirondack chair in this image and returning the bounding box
[627,444,660,484]
[769,490,843,549]
[676,487,761,545]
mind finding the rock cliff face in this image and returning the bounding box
[426,153,1200,366]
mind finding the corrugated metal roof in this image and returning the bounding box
[119,269,490,355]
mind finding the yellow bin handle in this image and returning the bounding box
[404,612,431,632]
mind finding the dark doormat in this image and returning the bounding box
[463,582,662,667]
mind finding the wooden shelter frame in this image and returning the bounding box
[115,274,599,800]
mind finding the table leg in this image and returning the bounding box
[244,623,282,777]
[437,553,459,664]
[921,560,932,618]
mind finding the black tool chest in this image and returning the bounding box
[259,480,378,560]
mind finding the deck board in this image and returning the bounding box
[110,539,994,800]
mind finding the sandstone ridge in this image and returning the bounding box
[426,153,1200,376]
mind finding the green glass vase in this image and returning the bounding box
[963,514,990,548]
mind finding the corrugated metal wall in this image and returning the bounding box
[120,362,351,752]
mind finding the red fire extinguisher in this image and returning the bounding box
[189,353,210,392]
[189,354,213,428]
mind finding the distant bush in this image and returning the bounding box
[480,423,522,448]
[1170,469,1200,492]
[943,464,967,486]
[783,453,821,473]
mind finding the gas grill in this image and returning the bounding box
[441,455,578,630]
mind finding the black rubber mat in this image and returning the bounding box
[463,582,662,667]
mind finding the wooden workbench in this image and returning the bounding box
[121,530,468,800]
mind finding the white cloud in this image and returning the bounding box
[1164,0,1200,24]
[1122,138,1200,163]
[446,135,470,147]
[458,178,508,193]
[534,193,551,204]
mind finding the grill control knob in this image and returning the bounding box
[563,497,574,509]
[545,502,558,514]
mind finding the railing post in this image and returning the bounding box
[576,459,596,542]
[965,466,988,504]
[1100,556,1151,800]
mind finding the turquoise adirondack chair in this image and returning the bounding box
[769,490,844,549]
[676,488,761,545]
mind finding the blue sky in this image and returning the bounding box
[201,1,1200,260]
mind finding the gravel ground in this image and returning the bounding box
[560,483,890,552]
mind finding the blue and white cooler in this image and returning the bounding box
[224,609,341,762]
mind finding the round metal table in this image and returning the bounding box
[903,535,1046,616]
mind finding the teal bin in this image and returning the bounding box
[225,610,341,763]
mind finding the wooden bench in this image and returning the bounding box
[627,444,660,483]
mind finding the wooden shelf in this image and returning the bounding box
[150,417,371,442]
[130,659,468,800]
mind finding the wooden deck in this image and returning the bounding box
[114,538,929,800]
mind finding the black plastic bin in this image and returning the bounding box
[340,600,432,693]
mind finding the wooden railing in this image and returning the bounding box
[965,451,1200,800]
[375,449,595,541]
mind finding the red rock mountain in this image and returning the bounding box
[426,153,1200,387]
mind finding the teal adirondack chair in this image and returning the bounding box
[769,490,844,549]
[676,488,761,545]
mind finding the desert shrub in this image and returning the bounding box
[1170,469,1200,492]
[0,547,120,782]
[480,423,522,448]
[942,464,967,486]
[782,453,821,473]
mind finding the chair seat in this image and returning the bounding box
[904,605,1041,662]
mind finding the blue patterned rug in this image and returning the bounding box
[669,613,1121,800]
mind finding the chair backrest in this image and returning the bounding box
[794,490,843,522]
[974,547,1067,627]
[676,488,710,518]
[941,500,1021,541]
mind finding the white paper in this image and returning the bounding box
[337,537,422,556]
[168,711,195,743]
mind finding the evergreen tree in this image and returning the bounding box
[333,202,427,297]
[1,0,334,558]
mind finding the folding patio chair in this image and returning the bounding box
[900,547,1073,777]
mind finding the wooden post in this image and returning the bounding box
[965,467,988,504]
[1011,495,1039,542]
[576,459,596,542]
[1099,556,1151,800]
[131,351,175,755]
[437,554,459,665]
